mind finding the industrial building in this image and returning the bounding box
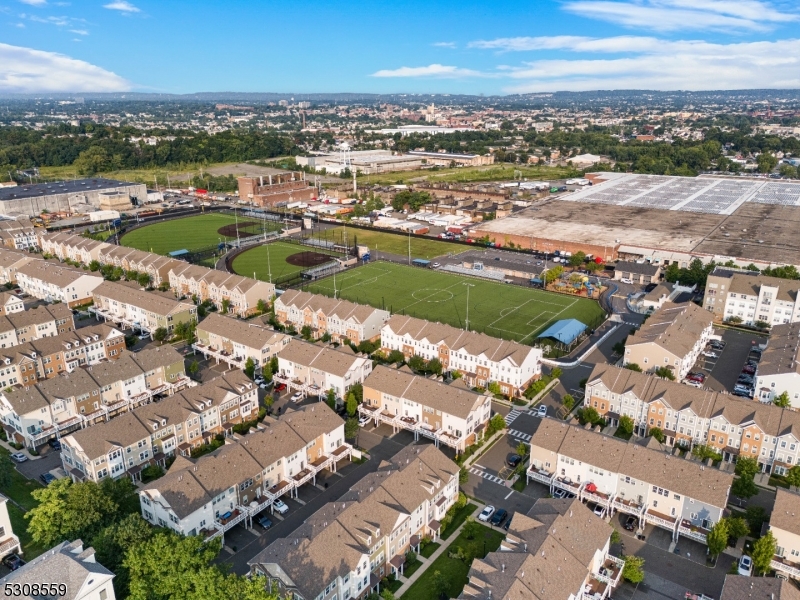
[296,150,424,175]
[0,179,144,217]
[236,172,316,207]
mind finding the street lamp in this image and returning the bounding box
[462,282,475,331]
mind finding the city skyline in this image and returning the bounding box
[0,0,799,94]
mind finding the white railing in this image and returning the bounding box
[771,559,800,578]
[678,526,708,544]
[612,498,645,516]
[645,512,678,531]
[0,535,21,556]
[527,468,554,486]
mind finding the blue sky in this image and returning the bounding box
[1,0,799,94]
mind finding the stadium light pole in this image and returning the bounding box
[463,282,475,331]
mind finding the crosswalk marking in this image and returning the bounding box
[507,428,532,442]
[505,409,522,425]
[469,467,506,485]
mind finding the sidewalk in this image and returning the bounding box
[0,437,42,460]
[393,505,483,597]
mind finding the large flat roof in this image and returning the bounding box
[0,178,138,202]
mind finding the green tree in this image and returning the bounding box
[430,570,449,598]
[550,367,563,379]
[648,427,666,443]
[568,251,586,267]
[153,327,168,343]
[786,465,800,488]
[137,273,152,288]
[622,555,645,584]
[516,441,529,457]
[408,354,426,372]
[88,260,101,272]
[261,362,273,383]
[706,519,729,559]
[562,393,575,411]
[74,146,110,175]
[459,467,469,485]
[726,517,750,540]
[751,530,777,575]
[26,478,119,548]
[427,357,443,376]
[578,406,601,426]
[654,366,676,380]
[625,363,643,372]
[256,299,268,314]
[462,517,480,540]
[487,381,503,396]
[544,265,564,284]
[731,475,758,500]
[345,417,360,439]
[326,388,337,409]
[346,392,358,417]
[300,325,312,340]
[757,151,778,174]
[387,349,405,364]
[735,456,760,480]
[617,415,634,436]
[486,414,506,436]
[774,391,791,408]
[244,357,256,379]
[187,360,200,378]
[745,506,767,536]
[93,514,154,599]
[612,341,627,355]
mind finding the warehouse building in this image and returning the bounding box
[0,179,144,217]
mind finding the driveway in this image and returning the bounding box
[695,328,764,394]
[14,446,62,482]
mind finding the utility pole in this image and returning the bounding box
[234,207,240,248]
[408,230,411,265]
[463,282,475,331]
[266,243,272,283]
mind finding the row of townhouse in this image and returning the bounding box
[0,494,21,562]
[0,303,74,348]
[526,419,733,545]
[275,289,390,344]
[461,498,624,600]
[0,218,37,250]
[381,314,543,397]
[0,323,125,389]
[39,232,275,316]
[0,248,38,285]
[359,364,492,453]
[0,292,24,315]
[139,403,352,543]
[193,312,291,370]
[623,302,714,381]
[584,364,800,475]
[249,444,459,600]
[753,322,800,406]
[275,339,373,400]
[16,260,104,307]
[0,345,188,449]
[769,488,800,580]
[91,280,196,336]
[704,267,800,327]
[60,370,259,482]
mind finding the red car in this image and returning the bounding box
[274,383,287,392]
[687,373,705,383]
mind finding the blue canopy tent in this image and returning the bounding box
[537,319,587,345]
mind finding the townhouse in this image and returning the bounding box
[0,323,125,389]
[0,248,38,285]
[249,445,459,600]
[16,261,104,307]
[275,339,373,400]
[91,280,196,335]
[0,345,187,449]
[0,494,21,562]
[770,489,800,580]
[0,218,37,250]
[623,303,714,381]
[169,262,275,317]
[40,232,111,265]
[704,267,800,326]
[359,364,492,453]
[381,315,542,397]
[614,261,661,285]
[194,312,290,370]
[275,289,390,344]
[721,576,800,600]
[139,404,352,543]
[0,539,116,600]
[526,419,733,545]
[0,293,24,315]
[60,371,259,482]
[583,363,800,474]
[753,322,800,406]
[461,498,623,600]
[0,303,74,348]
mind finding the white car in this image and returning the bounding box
[703,351,719,359]
[537,404,547,417]
[478,505,495,522]
[593,505,606,518]
[738,555,753,576]
[432,262,441,268]
[10,452,27,463]
[273,499,289,515]
[290,391,304,403]
[620,278,633,284]
[358,415,371,426]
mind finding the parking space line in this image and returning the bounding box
[504,410,522,425]
[507,428,532,442]
[469,466,506,485]
[504,490,514,500]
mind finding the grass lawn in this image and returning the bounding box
[38,162,236,186]
[403,559,424,579]
[306,262,605,344]
[121,213,282,256]
[0,448,46,559]
[420,542,441,558]
[441,503,477,541]
[231,241,343,284]
[357,164,582,186]
[400,524,505,600]
[302,226,457,260]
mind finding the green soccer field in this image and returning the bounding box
[304,226,460,260]
[231,241,342,284]
[120,213,282,255]
[306,262,605,343]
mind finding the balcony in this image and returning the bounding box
[0,535,21,556]
[527,465,554,486]
[678,520,709,544]
[292,468,314,488]
[645,508,678,532]
[553,476,581,495]
[771,556,800,578]
[213,507,248,535]
[612,497,645,516]
[581,484,613,508]
[592,555,624,587]
[265,479,294,502]
[191,343,244,369]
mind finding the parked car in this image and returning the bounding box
[254,376,264,385]
[274,383,287,392]
[432,262,441,268]
[742,366,756,375]
[687,373,705,383]
[506,454,522,468]
[620,278,634,284]
[273,500,289,515]
[537,404,547,417]
[358,415,371,426]
[592,505,606,518]
[709,341,725,350]
[1,554,25,571]
[48,438,61,450]
[290,391,304,403]
[703,351,719,359]
[10,452,27,463]
[478,505,495,522]
[624,516,637,531]
[490,508,508,526]
[738,555,753,576]
[553,489,567,499]
[40,473,56,485]
[256,515,273,530]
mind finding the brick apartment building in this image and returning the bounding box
[237,173,316,207]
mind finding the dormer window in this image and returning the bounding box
[153,423,158,430]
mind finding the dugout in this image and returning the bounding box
[412,259,431,268]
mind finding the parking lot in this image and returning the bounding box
[691,328,765,395]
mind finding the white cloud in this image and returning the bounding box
[103,0,139,12]
[19,0,47,6]
[500,38,800,92]
[69,28,88,35]
[15,22,25,27]
[371,64,487,78]
[562,0,798,32]
[469,35,665,53]
[0,43,131,92]
[433,42,457,48]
